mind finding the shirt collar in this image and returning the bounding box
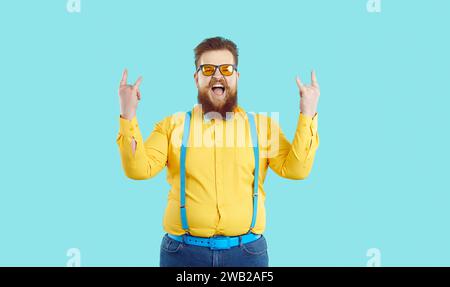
[193,104,246,122]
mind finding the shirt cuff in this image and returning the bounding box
[119,115,139,138]
[298,112,318,137]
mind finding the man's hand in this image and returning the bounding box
[296,70,320,117]
[119,68,143,120]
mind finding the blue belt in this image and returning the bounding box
[168,232,261,250]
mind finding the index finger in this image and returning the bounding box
[120,69,128,86]
[296,76,304,90]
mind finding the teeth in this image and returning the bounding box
[212,84,224,88]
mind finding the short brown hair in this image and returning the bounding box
[194,36,239,69]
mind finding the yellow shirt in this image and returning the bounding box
[116,104,319,237]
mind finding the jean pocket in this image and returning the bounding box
[241,235,268,255]
[161,234,184,253]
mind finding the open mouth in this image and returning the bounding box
[211,84,226,97]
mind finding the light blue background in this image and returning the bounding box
[0,0,449,266]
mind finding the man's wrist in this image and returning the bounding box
[120,113,136,121]
[300,110,316,117]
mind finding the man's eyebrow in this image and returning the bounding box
[200,63,234,65]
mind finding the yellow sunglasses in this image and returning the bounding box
[196,64,237,76]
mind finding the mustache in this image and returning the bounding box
[209,78,229,89]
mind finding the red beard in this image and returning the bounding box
[197,79,238,119]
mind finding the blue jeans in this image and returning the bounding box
[159,233,269,267]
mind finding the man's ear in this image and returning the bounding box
[236,71,240,81]
[194,72,199,89]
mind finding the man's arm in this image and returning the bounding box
[267,70,320,179]
[116,115,169,180]
[116,68,168,180]
[266,112,319,179]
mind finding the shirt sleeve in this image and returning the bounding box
[266,112,319,180]
[116,115,169,180]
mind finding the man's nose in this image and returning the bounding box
[212,67,224,79]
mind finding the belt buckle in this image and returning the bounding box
[209,236,231,250]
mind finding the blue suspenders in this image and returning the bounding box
[179,111,259,235]
[247,113,259,231]
[180,111,191,231]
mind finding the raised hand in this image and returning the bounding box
[296,70,320,117]
[119,68,143,120]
